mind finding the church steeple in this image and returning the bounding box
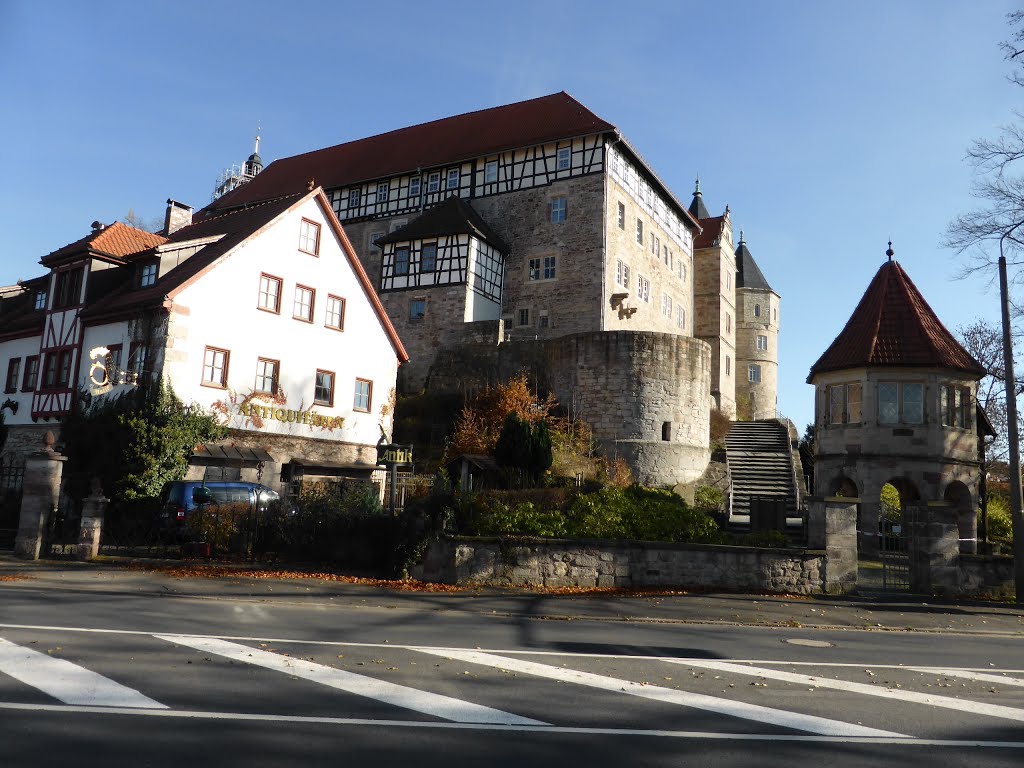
[688,176,711,220]
[244,128,263,179]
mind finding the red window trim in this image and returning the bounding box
[314,368,335,407]
[258,273,283,315]
[299,218,321,256]
[4,357,21,394]
[21,354,39,392]
[354,377,373,413]
[201,346,230,389]
[255,357,280,395]
[325,295,346,331]
[293,284,315,323]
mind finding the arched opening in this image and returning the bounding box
[828,476,858,498]
[944,481,976,554]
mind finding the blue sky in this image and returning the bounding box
[0,0,1017,431]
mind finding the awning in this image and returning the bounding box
[192,444,275,463]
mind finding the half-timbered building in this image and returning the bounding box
[0,189,407,485]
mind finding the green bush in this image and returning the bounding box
[694,486,725,513]
[984,495,1013,543]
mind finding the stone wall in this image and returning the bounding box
[3,424,55,465]
[411,536,825,594]
[959,554,1016,597]
[735,287,778,419]
[692,220,737,418]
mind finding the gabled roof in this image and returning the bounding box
[807,257,985,381]
[206,92,616,212]
[41,221,166,266]
[81,189,409,364]
[736,236,773,292]
[376,196,509,252]
[693,215,725,249]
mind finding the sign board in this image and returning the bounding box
[376,443,413,467]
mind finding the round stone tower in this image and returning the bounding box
[735,231,780,420]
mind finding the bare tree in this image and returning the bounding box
[957,319,1023,463]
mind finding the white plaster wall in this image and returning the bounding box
[164,198,400,448]
[0,334,43,426]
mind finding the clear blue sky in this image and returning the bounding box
[0,0,1018,431]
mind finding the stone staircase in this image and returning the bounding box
[724,420,800,526]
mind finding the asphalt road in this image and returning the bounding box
[1,557,1023,767]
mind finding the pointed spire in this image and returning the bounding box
[688,176,711,220]
[886,240,894,261]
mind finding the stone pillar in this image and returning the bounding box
[858,499,881,559]
[76,477,107,561]
[807,497,858,594]
[908,501,960,597]
[14,432,67,560]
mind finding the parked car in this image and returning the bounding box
[158,481,282,532]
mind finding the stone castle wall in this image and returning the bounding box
[736,287,779,419]
[693,234,737,418]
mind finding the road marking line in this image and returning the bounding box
[414,648,904,738]
[673,660,1024,724]
[0,637,165,709]
[155,635,543,726]
[910,668,1024,687]
[0,701,1021,747]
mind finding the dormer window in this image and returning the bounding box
[34,291,46,310]
[140,262,158,288]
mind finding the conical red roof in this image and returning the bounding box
[807,259,985,382]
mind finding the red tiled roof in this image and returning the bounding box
[807,259,985,381]
[205,92,616,212]
[41,221,166,266]
[693,216,725,249]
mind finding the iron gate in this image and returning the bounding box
[879,507,916,592]
[0,460,25,549]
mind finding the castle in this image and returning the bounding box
[199,92,781,485]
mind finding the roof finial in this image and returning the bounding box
[694,176,701,195]
[739,228,745,245]
[886,240,894,261]
[254,123,261,155]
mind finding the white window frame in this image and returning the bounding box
[543,255,556,280]
[446,168,460,190]
[202,347,229,388]
[637,275,650,303]
[347,188,360,208]
[484,160,498,184]
[551,196,567,223]
[140,263,158,287]
[427,172,440,193]
[293,285,314,322]
[326,295,345,330]
[636,219,644,245]
[757,334,768,351]
[615,259,630,288]
[556,146,571,170]
[748,364,761,383]
[408,176,421,198]
[376,182,389,204]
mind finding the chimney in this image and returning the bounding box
[163,199,193,235]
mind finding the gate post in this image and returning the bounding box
[76,477,107,561]
[14,432,66,560]
[807,497,858,594]
[908,501,960,596]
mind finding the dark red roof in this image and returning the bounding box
[41,222,166,266]
[807,259,985,381]
[693,216,725,249]
[205,92,616,212]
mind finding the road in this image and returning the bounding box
[0,559,1022,767]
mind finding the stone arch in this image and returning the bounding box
[944,480,976,553]
[882,476,920,511]
[828,475,858,498]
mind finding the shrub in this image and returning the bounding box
[694,486,725,513]
[984,495,1013,543]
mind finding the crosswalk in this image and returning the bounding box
[0,628,1023,748]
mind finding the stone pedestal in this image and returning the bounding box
[908,502,960,596]
[76,479,107,561]
[14,433,66,560]
[807,497,858,594]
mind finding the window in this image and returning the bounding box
[395,246,410,276]
[258,274,282,313]
[878,382,899,425]
[557,146,571,170]
[725,313,732,333]
[661,294,672,318]
[748,364,761,383]
[725,355,731,376]
[615,259,631,288]
[941,384,956,426]
[827,383,862,425]
[878,382,925,425]
[293,285,314,322]
[42,351,66,389]
[754,303,761,318]
[421,242,437,272]
[408,176,421,198]
[539,312,549,329]
[21,355,39,391]
[140,262,158,287]
[757,334,768,351]
[53,267,83,309]
[354,378,372,412]
[529,258,541,281]
[446,168,460,190]
[617,202,625,229]
[726,271,732,289]
[370,232,385,250]
[128,343,147,381]
[903,382,924,424]
[518,308,530,326]
[348,189,361,208]
[680,262,687,282]
[34,291,46,310]
[255,358,279,394]
[664,245,671,268]
[636,219,644,245]
[543,255,556,280]
[637,275,650,302]
[376,182,389,205]
[314,369,335,406]
[5,358,20,393]
[299,219,320,255]
[959,386,972,429]
[484,160,498,184]
[653,235,660,256]
[427,172,440,193]
[409,299,426,321]
[550,196,567,223]
[326,295,345,330]
[202,347,229,387]
[677,306,685,330]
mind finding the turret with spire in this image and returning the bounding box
[244,129,263,179]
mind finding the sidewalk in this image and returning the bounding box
[1,553,1023,636]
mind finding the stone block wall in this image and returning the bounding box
[411,536,825,594]
[959,554,1016,597]
[735,287,778,419]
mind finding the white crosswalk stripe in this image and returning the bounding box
[0,636,165,709]
[414,648,905,738]
[155,635,545,726]
[673,660,1024,724]
[910,668,1024,688]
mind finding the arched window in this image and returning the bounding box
[754,304,761,318]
